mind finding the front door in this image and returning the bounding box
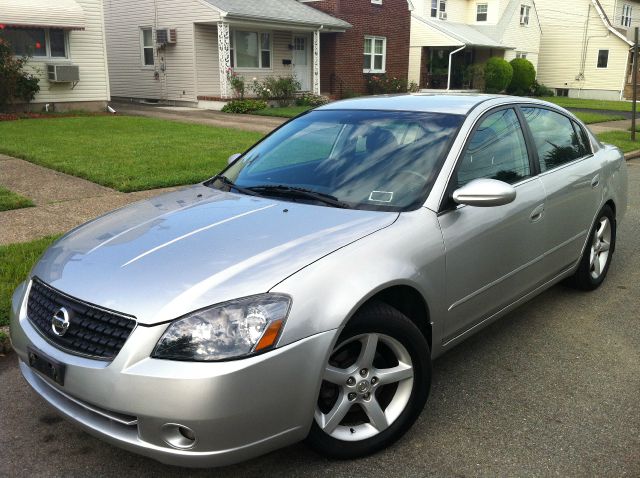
[438,107,548,343]
[293,35,311,91]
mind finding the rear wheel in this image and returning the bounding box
[569,205,616,291]
[306,301,430,459]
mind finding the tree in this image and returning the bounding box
[484,57,513,94]
[0,31,40,110]
[508,58,536,96]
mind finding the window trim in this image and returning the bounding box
[371,0,383,4]
[363,35,387,73]
[140,27,154,68]
[516,51,528,59]
[597,49,609,69]
[622,3,633,27]
[520,4,531,26]
[476,3,488,22]
[4,26,70,60]
[230,29,273,71]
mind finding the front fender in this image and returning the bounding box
[271,208,448,358]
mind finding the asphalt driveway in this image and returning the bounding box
[1,162,639,478]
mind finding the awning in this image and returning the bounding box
[412,14,509,49]
[0,0,86,30]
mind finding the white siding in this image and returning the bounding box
[536,0,629,95]
[25,0,110,104]
[501,0,540,69]
[104,0,220,102]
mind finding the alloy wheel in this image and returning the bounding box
[589,216,611,280]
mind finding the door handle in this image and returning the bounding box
[530,204,545,223]
[591,174,600,188]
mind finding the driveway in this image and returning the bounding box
[1,162,638,478]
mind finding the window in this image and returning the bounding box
[516,52,528,59]
[2,27,67,58]
[622,4,633,27]
[440,0,447,17]
[141,28,154,66]
[556,88,569,97]
[572,121,592,157]
[520,5,531,25]
[230,30,271,69]
[431,0,447,18]
[457,109,531,187]
[476,3,488,22]
[364,36,386,73]
[597,49,609,68]
[371,0,383,4]
[521,107,585,171]
[431,0,438,17]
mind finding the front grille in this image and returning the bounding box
[27,278,136,361]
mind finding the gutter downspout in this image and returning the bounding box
[447,45,466,90]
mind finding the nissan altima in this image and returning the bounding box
[10,94,628,467]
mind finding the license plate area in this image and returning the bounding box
[27,346,66,386]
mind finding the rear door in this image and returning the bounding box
[520,107,602,275]
[438,107,548,343]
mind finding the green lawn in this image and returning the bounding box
[540,97,633,113]
[596,131,640,153]
[0,235,59,326]
[0,186,34,211]
[0,116,262,192]
[572,111,625,124]
[253,106,313,118]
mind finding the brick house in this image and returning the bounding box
[305,0,413,97]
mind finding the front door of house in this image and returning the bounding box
[293,35,311,91]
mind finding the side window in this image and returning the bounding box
[572,121,592,157]
[521,107,584,171]
[457,108,531,187]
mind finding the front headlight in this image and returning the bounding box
[152,294,291,361]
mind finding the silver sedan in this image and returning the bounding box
[10,94,628,467]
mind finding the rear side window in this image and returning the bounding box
[572,121,592,157]
[521,107,584,172]
[457,108,531,186]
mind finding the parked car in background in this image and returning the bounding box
[10,94,628,467]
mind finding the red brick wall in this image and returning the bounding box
[309,0,411,96]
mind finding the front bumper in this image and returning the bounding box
[10,281,335,467]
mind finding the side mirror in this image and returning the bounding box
[452,178,516,207]
[228,153,242,165]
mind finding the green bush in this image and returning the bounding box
[295,93,330,107]
[508,58,536,95]
[531,80,555,97]
[484,57,513,94]
[0,35,40,110]
[366,75,408,94]
[221,99,267,114]
[249,76,300,106]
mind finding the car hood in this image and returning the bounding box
[31,185,397,325]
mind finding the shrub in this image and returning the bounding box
[221,99,267,114]
[531,80,555,97]
[249,76,301,105]
[366,75,409,94]
[226,68,245,99]
[408,81,420,93]
[484,57,513,94]
[295,93,330,107]
[508,58,536,95]
[0,35,40,110]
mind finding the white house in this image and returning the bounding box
[535,0,636,100]
[0,0,111,111]
[409,0,542,90]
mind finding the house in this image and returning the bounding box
[535,0,635,100]
[0,0,110,111]
[409,0,542,90]
[303,0,413,97]
[102,0,353,106]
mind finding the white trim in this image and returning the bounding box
[363,35,387,73]
[313,29,320,94]
[139,26,154,68]
[476,3,488,22]
[229,28,273,71]
[596,49,610,69]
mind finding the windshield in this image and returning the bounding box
[211,109,463,211]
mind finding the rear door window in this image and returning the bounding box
[521,107,585,172]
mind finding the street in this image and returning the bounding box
[1,161,638,478]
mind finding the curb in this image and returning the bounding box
[624,150,640,161]
[0,326,11,356]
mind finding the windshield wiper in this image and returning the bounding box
[212,175,260,197]
[247,185,349,209]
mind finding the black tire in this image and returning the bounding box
[306,301,431,459]
[568,205,616,291]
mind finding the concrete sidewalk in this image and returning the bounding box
[111,101,286,134]
[588,119,632,134]
[0,155,176,245]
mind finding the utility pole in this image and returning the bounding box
[632,27,638,141]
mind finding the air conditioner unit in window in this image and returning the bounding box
[156,28,177,45]
[47,64,80,82]
[439,11,448,20]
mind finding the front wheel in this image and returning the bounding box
[306,301,431,459]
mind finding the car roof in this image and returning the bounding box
[316,93,503,115]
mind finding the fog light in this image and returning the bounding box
[161,423,197,449]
